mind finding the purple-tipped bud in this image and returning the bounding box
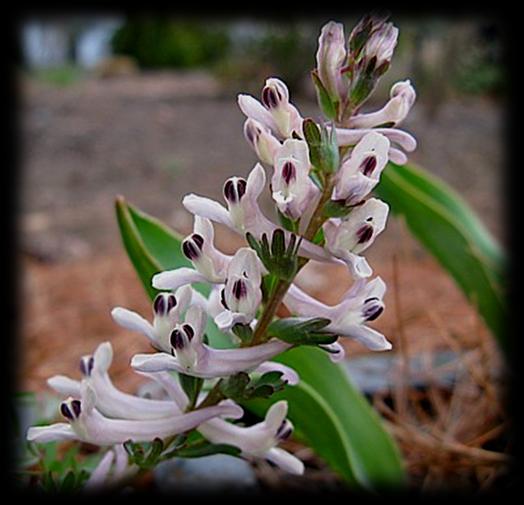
[245,121,261,145]
[182,324,195,341]
[276,419,293,441]
[60,402,74,421]
[192,233,204,250]
[362,297,384,321]
[170,329,185,350]
[154,293,177,316]
[262,86,280,109]
[232,279,248,300]
[356,224,374,244]
[223,178,247,204]
[281,161,296,185]
[80,355,95,377]
[182,239,201,261]
[360,156,378,176]
[71,399,82,418]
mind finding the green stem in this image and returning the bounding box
[195,379,225,409]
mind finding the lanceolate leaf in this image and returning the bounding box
[246,347,406,489]
[115,197,406,489]
[375,163,507,352]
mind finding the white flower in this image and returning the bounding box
[238,78,303,139]
[131,305,293,379]
[47,342,181,421]
[85,444,133,490]
[152,216,232,291]
[284,277,391,351]
[271,139,320,221]
[348,80,416,129]
[183,163,335,263]
[244,118,282,165]
[323,198,389,278]
[199,401,304,475]
[364,21,399,67]
[214,248,264,331]
[111,285,206,353]
[335,126,417,165]
[334,132,390,205]
[145,375,304,475]
[26,382,243,446]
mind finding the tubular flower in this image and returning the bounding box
[143,375,303,474]
[323,198,389,278]
[199,401,304,475]
[85,444,133,490]
[131,305,293,378]
[215,248,265,331]
[315,21,348,103]
[348,80,416,129]
[47,342,181,421]
[244,118,282,165]
[284,277,391,351]
[271,139,320,221]
[335,126,417,165]
[183,163,334,263]
[26,382,243,446]
[111,285,206,353]
[333,131,390,205]
[152,216,232,291]
[238,77,303,139]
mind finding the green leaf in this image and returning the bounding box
[267,317,337,345]
[115,196,231,349]
[311,71,337,120]
[179,374,204,410]
[245,347,406,490]
[116,199,406,488]
[175,441,241,459]
[375,162,507,352]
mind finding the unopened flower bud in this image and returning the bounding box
[316,21,347,103]
[244,118,281,165]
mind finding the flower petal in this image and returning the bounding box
[131,353,179,373]
[152,267,208,291]
[85,450,115,489]
[27,423,77,443]
[183,194,233,227]
[319,342,346,363]
[253,362,299,385]
[238,94,277,131]
[341,324,392,351]
[266,447,305,475]
[111,307,156,343]
[47,375,81,397]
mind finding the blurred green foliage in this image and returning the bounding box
[215,23,316,95]
[111,18,230,69]
[30,65,86,87]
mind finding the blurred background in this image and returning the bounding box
[16,13,508,491]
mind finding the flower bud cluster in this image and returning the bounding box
[27,15,417,489]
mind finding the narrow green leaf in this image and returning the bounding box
[311,70,337,120]
[246,347,406,489]
[375,162,507,352]
[175,442,241,459]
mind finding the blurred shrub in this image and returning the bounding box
[30,65,85,87]
[214,23,317,96]
[110,18,230,69]
[451,23,505,96]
